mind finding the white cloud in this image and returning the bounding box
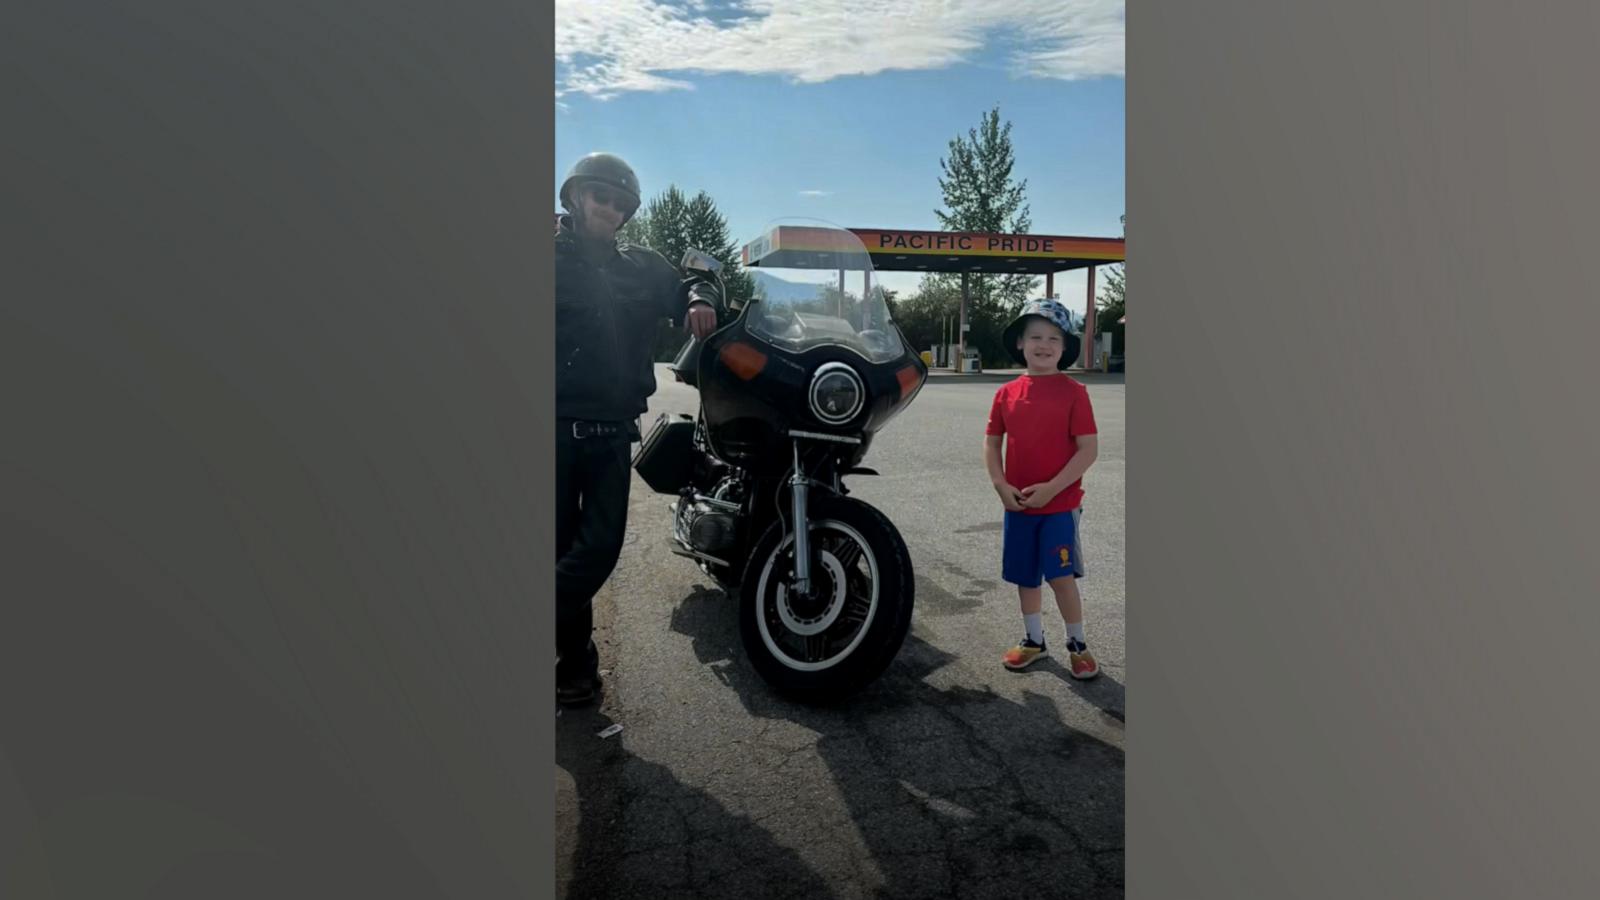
[555,0,1123,98]
[799,189,833,197]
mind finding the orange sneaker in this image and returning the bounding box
[1067,642,1099,680]
[1003,638,1049,670]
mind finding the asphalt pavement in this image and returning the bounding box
[556,365,1126,900]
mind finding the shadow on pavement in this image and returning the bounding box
[1042,660,1126,727]
[667,586,1126,899]
[557,702,839,900]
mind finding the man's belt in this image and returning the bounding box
[563,419,639,441]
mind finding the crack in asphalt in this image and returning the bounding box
[568,635,1123,898]
[560,375,1125,897]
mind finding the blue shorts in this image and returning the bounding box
[1002,508,1086,588]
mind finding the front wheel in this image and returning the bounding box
[738,495,914,703]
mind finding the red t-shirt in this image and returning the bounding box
[985,373,1098,515]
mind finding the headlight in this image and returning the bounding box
[809,362,865,425]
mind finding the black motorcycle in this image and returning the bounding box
[632,221,928,703]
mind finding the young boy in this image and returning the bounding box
[983,299,1100,679]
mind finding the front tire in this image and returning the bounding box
[738,495,914,703]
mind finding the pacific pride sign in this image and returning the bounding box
[740,225,1125,270]
[853,229,1122,260]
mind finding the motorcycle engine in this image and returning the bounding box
[678,476,744,555]
[687,507,737,554]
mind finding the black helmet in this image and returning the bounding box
[560,152,641,220]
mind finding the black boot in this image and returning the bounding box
[556,639,602,707]
[556,669,601,707]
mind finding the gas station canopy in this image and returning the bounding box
[741,226,1123,275]
[740,225,1125,371]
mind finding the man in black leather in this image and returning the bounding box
[556,152,719,707]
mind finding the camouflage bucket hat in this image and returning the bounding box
[1002,298,1082,369]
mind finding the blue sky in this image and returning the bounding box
[555,0,1124,297]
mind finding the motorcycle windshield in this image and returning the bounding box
[742,221,906,365]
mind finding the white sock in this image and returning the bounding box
[1024,613,1044,644]
[1065,621,1086,647]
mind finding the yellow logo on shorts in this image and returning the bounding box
[1057,546,1071,566]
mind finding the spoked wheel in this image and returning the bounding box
[739,495,914,703]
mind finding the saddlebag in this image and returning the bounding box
[632,412,697,494]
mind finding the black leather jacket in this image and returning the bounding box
[555,216,698,422]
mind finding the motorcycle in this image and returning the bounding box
[632,221,928,703]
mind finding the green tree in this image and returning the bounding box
[683,192,755,313]
[1096,264,1125,327]
[626,185,757,360]
[642,186,692,262]
[1096,214,1125,351]
[892,280,962,357]
[617,210,651,248]
[878,287,899,327]
[924,106,1039,365]
[935,106,1032,238]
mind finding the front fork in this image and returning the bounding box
[788,440,813,595]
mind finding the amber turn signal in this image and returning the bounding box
[895,363,923,399]
[719,342,768,380]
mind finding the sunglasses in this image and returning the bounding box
[584,186,634,214]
